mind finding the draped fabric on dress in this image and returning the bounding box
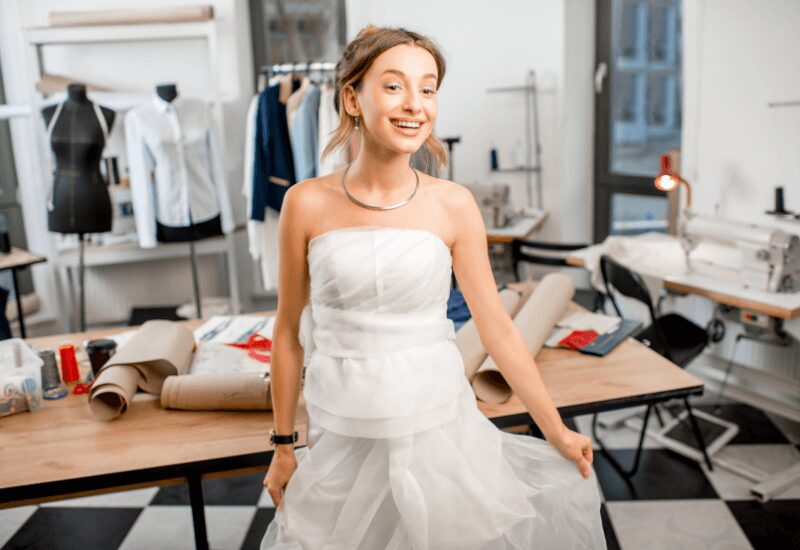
[262,226,606,550]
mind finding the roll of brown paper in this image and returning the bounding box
[456,281,535,381]
[89,320,194,420]
[49,6,214,27]
[471,273,575,404]
[161,374,272,411]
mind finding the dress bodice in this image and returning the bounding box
[298,226,469,439]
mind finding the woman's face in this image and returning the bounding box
[346,43,439,156]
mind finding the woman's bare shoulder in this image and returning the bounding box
[423,175,476,210]
[288,172,343,210]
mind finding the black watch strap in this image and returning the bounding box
[270,428,298,445]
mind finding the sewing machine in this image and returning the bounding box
[680,212,800,293]
[468,183,512,228]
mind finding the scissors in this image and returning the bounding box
[225,333,272,363]
[72,381,93,394]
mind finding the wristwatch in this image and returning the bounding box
[269,427,298,446]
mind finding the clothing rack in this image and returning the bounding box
[257,61,337,91]
[261,61,337,75]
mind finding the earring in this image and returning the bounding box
[354,116,360,129]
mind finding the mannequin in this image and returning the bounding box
[153,83,223,245]
[42,83,115,234]
[152,83,209,318]
[42,83,115,331]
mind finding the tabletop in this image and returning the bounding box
[0,303,703,497]
[0,247,47,271]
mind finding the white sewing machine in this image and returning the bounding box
[680,212,800,293]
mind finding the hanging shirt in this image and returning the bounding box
[251,82,296,219]
[124,95,234,248]
[286,76,311,136]
[290,84,321,183]
[243,92,279,291]
[317,83,349,176]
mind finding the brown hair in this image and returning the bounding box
[322,25,448,170]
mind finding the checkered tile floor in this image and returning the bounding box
[3,396,798,550]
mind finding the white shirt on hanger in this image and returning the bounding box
[243,92,280,291]
[317,83,349,176]
[124,95,234,248]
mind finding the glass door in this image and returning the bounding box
[594,0,682,241]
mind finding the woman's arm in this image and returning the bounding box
[270,183,311,458]
[448,184,593,478]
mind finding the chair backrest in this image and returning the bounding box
[599,254,658,324]
[511,239,589,270]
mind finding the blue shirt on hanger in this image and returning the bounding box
[290,84,321,183]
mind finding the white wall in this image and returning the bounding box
[682,0,800,230]
[346,0,595,248]
[0,0,256,327]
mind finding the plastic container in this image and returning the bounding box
[0,338,44,417]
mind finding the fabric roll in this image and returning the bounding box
[455,283,533,381]
[161,373,272,411]
[88,320,194,420]
[49,6,213,27]
[472,273,574,404]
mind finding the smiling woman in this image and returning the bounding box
[260,24,607,550]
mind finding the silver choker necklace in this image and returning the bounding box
[341,163,419,211]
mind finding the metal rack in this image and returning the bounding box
[487,70,543,209]
[258,61,337,90]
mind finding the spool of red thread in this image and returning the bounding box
[58,344,80,383]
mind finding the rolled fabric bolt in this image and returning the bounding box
[456,282,534,381]
[58,344,79,383]
[472,273,575,404]
[160,373,272,411]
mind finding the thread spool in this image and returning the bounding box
[39,349,68,400]
[58,344,80,383]
[39,350,60,389]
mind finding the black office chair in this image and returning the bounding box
[511,239,604,311]
[592,254,735,477]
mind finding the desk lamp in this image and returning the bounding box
[654,153,692,211]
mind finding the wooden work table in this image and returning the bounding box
[1,304,703,549]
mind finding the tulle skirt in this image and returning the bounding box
[260,376,607,549]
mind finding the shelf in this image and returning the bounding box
[491,166,541,173]
[25,21,216,46]
[55,235,231,269]
[486,85,536,93]
[0,104,32,120]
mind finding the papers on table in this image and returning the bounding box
[191,316,275,376]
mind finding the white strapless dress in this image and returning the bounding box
[261,226,606,549]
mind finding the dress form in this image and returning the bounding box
[42,83,115,234]
[42,83,115,331]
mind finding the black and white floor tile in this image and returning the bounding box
[3,399,799,549]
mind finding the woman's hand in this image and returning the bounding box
[264,448,297,508]
[549,428,594,479]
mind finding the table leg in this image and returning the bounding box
[592,405,652,478]
[683,397,714,471]
[10,268,25,339]
[187,472,210,550]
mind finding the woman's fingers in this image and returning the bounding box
[269,486,283,508]
[576,456,591,479]
[583,444,594,466]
